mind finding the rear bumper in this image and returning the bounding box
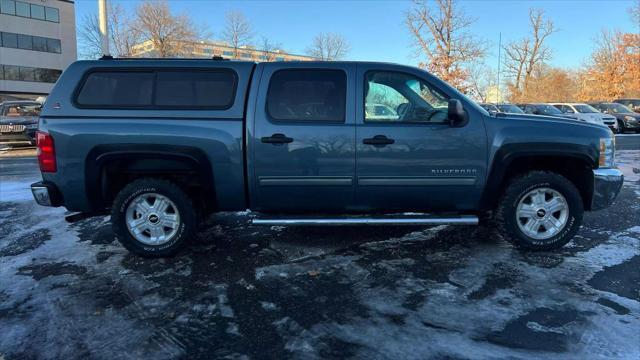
[31,181,63,207]
[0,132,31,142]
[591,168,624,211]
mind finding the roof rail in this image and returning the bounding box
[96,56,231,61]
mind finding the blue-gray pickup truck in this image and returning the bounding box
[31,59,623,257]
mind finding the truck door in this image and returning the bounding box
[250,63,356,212]
[354,65,488,212]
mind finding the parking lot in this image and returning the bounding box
[0,136,639,359]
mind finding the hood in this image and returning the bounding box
[0,116,39,125]
[495,113,608,130]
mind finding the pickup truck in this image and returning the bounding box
[31,59,624,257]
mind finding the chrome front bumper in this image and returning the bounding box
[591,168,624,211]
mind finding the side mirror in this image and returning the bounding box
[448,99,465,127]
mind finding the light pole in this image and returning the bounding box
[98,0,110,57]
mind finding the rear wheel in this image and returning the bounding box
[495,171,583,250]
[111,178,197,257]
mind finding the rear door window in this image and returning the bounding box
[267,69,346,122]
[76,69,237,109]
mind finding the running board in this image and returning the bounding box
[251,215,478,226]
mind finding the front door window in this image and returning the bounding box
[364,71,449,124]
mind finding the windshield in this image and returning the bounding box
[1,103,42,117]
[538,105,563,115]
[573,104,598,113]
[605,103,633,113]
[497,104,524,114]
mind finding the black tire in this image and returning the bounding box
[111,178,197,257]
[495,171,584,251]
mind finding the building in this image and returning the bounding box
[131,39,315,62]
[0,0,76,102]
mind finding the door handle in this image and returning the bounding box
[363,135,395,147]
[261,133,293,144]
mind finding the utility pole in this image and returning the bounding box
[496,32,501,103]
[98,0,110,57]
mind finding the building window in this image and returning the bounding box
[0,0,15,15]
[1,65,61,83]
[0,0,59,22]
[19,66,35,81]
[1,32,18,48]
[2,65,20,81]
[17,33,32,50]
[32,36,46,52]
[203,48,212,54]
[46,38,61,53]
[30,3,44,20]
[222,51,233,57]
[0,32,62,54]
[14,0,28,17]
[44,6,58,22]
[275,57,285,61]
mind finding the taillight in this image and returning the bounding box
[36,131,56,172]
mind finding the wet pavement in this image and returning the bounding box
[0,151,639,359]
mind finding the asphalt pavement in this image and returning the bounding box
[0,138,639,359]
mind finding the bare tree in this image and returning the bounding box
[133,0,208,57]
[222,11,254,59]
[631,0,640,26]
[305,32,351,61]
[260,37,283,62]
[78,3,139,59]
[503,8,556,100]
[467,63,497,102]
[406,0,485,90]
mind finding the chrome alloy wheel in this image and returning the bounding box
[125,193,181,245]
[516,187,569,240]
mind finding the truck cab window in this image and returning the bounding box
[364,71,449,123]
[267,69,346,122]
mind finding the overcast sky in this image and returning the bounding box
[75,0,640,69]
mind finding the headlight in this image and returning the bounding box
[624,115,636,122]
[25,124,38,129]
[599,137,615,168]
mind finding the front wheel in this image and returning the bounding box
[111,178,197,257]
[495,171,584,250]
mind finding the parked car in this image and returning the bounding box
[549,103,614,129]
[590,102,640,133]
[31,59,622,257]
[478,103,499,114]
[0,101,42,145]
[614,98,640,113]
[495,103,525,114]
[516,103,575,119]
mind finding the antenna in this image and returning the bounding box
[496,32,502,103]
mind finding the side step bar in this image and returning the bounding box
[251,215,478,226]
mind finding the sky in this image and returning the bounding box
[74,0,640,70]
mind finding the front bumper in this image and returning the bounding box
[591,168,624,211]
[31,181,63,207]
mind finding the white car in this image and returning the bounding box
[550,103,615,129]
